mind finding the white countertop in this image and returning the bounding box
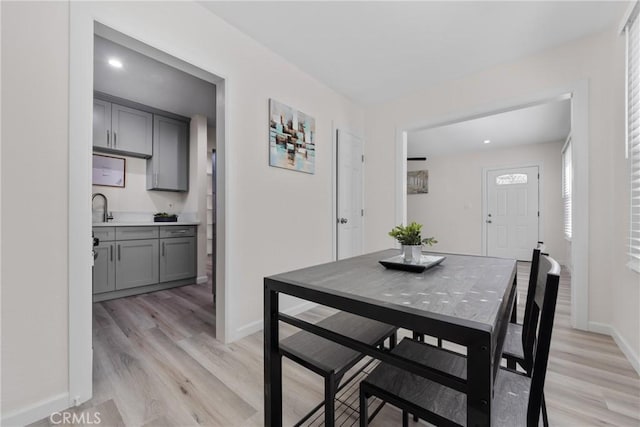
[92,221,199,227]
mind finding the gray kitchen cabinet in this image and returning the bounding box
[93,242,116,294]
[92,225,196,301]
[115,226,159,241]
[92,99,153,158]
[160,236,196,282]
[93,226,115,242]
[115,239,159,290]
[93,99,112,149]
[147,115,189,192]
[111,104,153,157]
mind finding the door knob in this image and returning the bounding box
[486,220,492,224]
[338,218,348,224]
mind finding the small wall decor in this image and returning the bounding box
[407,170,429,194]
[93,154,125,188]
[269,99,316,174]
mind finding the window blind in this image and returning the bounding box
[627,7,640,272]
[562,138,572,240]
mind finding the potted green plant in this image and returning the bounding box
[154,212,178,222]
[388,222,437,263]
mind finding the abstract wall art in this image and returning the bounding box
[269,99,316,174]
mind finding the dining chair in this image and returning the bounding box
[359,254,560,427]
[279,311,397,427]
[503,243,544,372]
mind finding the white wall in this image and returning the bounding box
[1,1,363,421]
[407,141,564,263]
[1,1,71,419]
[364,25,638,369]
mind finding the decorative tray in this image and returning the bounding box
[379,254,446,273]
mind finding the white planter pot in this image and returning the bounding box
[402,245,422,263]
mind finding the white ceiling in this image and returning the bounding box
[94,35,216,123]
[202,1,629,105]
[407,98,571,157]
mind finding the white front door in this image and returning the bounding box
[337,130,364,260]
[486,166,539,260]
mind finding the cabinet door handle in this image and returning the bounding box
[106,130,110,146]
[110,244,113,261]
[162,242,165,257]
[171,230,187,234]
[117,244,121,261]
[114,132,117,147]
[155,172,158,187]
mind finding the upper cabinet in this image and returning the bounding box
[93,93,190,192]
[93,99,112,149]
[92,99,153,158]
[111,104,153,157]
[147,115,189,192]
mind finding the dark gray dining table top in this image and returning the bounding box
[268,249,517,332]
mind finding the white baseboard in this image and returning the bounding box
[589,321,640,375]
[587,321,611,335]
[196,275,208,284]
[1,392,70,427]
[231,301,318,342]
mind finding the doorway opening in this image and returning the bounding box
[69,15,228,406]
[397,90,588,330]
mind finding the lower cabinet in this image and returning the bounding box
[92,225,196,298]
[160,237,196,282]
[115,239,160,290]
[93,242,115,294]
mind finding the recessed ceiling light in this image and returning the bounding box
[483,139,491,144]
[108,58,123,68]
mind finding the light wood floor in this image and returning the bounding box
[30,263,640,426]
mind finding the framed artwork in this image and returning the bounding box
[407,170,429,194]
[269,99,316,174]
[93,154,125,188]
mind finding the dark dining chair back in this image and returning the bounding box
[521,244,544,372]
[526,254,560,426]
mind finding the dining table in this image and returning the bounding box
[264,249,517,426]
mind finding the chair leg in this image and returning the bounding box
[437,337,443,348]
[542,392,549,427]
[507,356,516,370]
[325,375,336,427]
[402,410,409,427]
[413,413,418,422]
[390,332,397,349]
[359,386,368,427]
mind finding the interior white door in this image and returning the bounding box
[486,166,539,260]
[337,130,364,260]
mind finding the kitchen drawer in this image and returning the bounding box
[115,226,159,241]
[160,225,196,238]
[93,227,115,242]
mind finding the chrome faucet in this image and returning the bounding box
[92,193,113,222]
